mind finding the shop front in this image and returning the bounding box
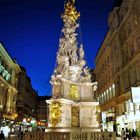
[101,108,115,131]
[116,100,140,135]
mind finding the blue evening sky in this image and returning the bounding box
[0,0,115,96]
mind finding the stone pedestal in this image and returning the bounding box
[46,98,74,128]
[46,99,100,130]
[79,102,99,128]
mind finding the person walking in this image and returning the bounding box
[132,129,136,140]
[0,131,5,140]
[20,131,23,140]
[121,128,126,140]
[126,128,130,140]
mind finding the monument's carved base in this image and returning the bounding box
[46,98,100,129]
[45,127,101,133]
[24,130,116,140]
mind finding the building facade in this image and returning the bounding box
[16,66,38,121]
[0,43,21,121]
[94,0,140,134]
[37,96,51,126]
[94,31,115,131]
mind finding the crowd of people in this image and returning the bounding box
[121,128,137,140]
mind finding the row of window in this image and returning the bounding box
[0,56,12,82]
[116,61,140,94]
[97,84,115,105]
[0,65,11,81]
[96,54,113,92]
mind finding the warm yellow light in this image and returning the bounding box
[52,113,55,118]
[49,101,62,127]
[62,0,80,22]
[96,105,100,113]
[14,113,18,118]
[68,84,79,100]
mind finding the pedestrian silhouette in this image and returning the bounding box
[0,131,5,140]
[126,128,130,140]
[121,128,125,140]
[132,129,136,140]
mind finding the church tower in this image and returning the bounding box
[46,0,100,130]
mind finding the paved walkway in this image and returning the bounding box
[7,135,19,140]
[8,136,122,140]
[7,135,122,140]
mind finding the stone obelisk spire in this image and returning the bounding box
[52,0,91,84]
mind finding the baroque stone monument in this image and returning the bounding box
[46,0,100,131]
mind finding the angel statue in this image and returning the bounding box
[83,67,91,82]
[79,44,84,60]
[83,66,90,76]
[71,51,78,64]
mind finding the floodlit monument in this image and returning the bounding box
[46,0,100,131]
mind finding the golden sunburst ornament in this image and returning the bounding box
[72,0,75,4]
[62,0,80,22]
[49,101,62,127]
[68,84,79,100]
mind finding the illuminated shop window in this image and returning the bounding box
[126,100,134,114]
[106,89,109,102]
[99,95,101,104]
[102,93,104,104]
[103,92,105,103]
[112,84,115,97]
[99,95,102,104]
[103,93,105,104]
[109,87,112,99]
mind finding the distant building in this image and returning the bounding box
[16,66,38,121]
[94,31,115,131]
[0,43,21,120]
[37,96,51,126]
[94,0,140,133]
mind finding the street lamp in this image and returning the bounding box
[14,113,18,118]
